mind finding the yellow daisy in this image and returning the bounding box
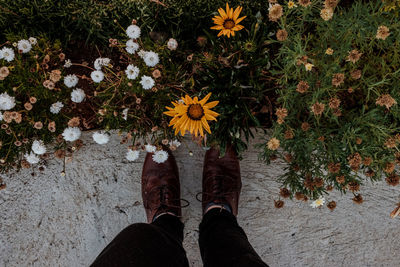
[164,93,219,137]
[211,3,246,38]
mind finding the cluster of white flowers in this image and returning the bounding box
[92,131,110,145]
[71,88,85,103]
[64,74,79,88]
[64,59,72,68]
[62,127,81,142]
[145,144,157,153]
[140,75,155,90]
[50,101,64,114]
[94,57,111,70]
[152,150,169,163]
[169,140,181,148]
[126,149,140,161]
[125,64,140,80]
[0,47,15,62]
[126,39,139,54]
[17,39,32,53]
[90,70,104,83]
[25,139,46,165]
[0,92,16,110]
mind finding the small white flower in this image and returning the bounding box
[152,150,169,163]
[25,152,40,164]
[94,57,111,70]
[31,140,46,155]
[0,112,3,121]
[167,38,178,51]
[122,108,129,120]
[138,50,146,58]
[92,131,110,145]
[64,74,79,88]
[71,88,85,103]
[90,70,104,83]
[125,64,140,80]
[143,51,159,67]
[126,149,140,161]
[310,197,325,208]
[145,144,157,153]
[126,39,139,54]
[62,127,81,142]
[169,140,181,148]
[17,39,32,53]
[0,92,16,110]
[64,59,72,68]
[305,63,314,71]
[140,75,155,90]
[1,47,15,62]
[50,101,64,114]
[29,37,37,45]
[126,24,141,39]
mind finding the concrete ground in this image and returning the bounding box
[0,132,399,267]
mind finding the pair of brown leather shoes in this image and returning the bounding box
[141,145,242,223]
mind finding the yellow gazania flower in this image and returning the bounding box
[211,3,246,38]
[288,1,297,9]
[164,93,219,137]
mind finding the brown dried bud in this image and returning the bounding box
[274,200,284,208]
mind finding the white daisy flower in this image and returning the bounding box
[1,47,15,62]
[122,108,129,120]
[126,24,141,39]
[92,131,110,145]
[0,49,3,59]
[125,64,140,80]
[94,57,110,70]
[0,92,16,110]
[90,70,104,83]
[71,88,85,103]
[310,197,325,208]
[145,144,157,153]
[140,75,155,90]
[64,59,72,68]
[138,50,146,58]
[28,37,37,45]
[126,39,139,54]
[169,140,181,148]
[25,152,40,164]
[50,101,64,114]
[152,150,169,164]
[31,140,46,155]
[62,127,81,142]
[17,39,32,53]
[143,51,159,67]
[167,38,178,51]
[126,149,140,161]
[64,74,79,88]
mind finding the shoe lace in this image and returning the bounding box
[147,184,189,212]
[195,174,239,203]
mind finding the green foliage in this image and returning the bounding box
[260,0,400,199]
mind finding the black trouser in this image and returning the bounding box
[91,209,268,267]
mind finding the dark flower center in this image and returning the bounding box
[187,104,204,120]
[223,19,235,29]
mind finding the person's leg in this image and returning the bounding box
[198,145,268,267]
[91,148,189,267]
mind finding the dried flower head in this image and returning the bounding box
[276,29,288,41]
[298,0,311,7]
[346,49,362,64]
[49,69,62,83]
[311,102,325,116]
[313,177,324,188]
[24,102,32,111]
[280,188,291,198]
[48,121,56,132]
[274,200,284,208]
[324,0,338,9]
[348,153,362,171]
[384,162,395,174]
[152,69,161,79]
[325,48,334,55]
[0,66,10,78]
[284,153,293,163]
[332,73,345,87]
[386,174,400,186]
[376,94,397,109]
[296,81,309,93]
[29,97,37,104]
[43,80,55,90]
[376,25,390,40]
[327,200,337,211]
[267,137,280,150]
[34,121,43,130]
[328,97,341,109]
[352,194,363,204]
[363,157,372,166]
[284,129,294,139]
[275,108,288,120]
[320,8,333,21]
[350,69,362,80]
[384,137,397,149]
[295,192,305,201]
[269,4,283,22]
[68,117,80,127]
[301,122,310,131]
[328,162,341,174]
[356,137,362,145]
[348,181,360,192]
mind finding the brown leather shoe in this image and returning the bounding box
[201,145,242,216]
[141,148,183,223]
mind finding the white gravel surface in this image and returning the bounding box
[0,132,399,267]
